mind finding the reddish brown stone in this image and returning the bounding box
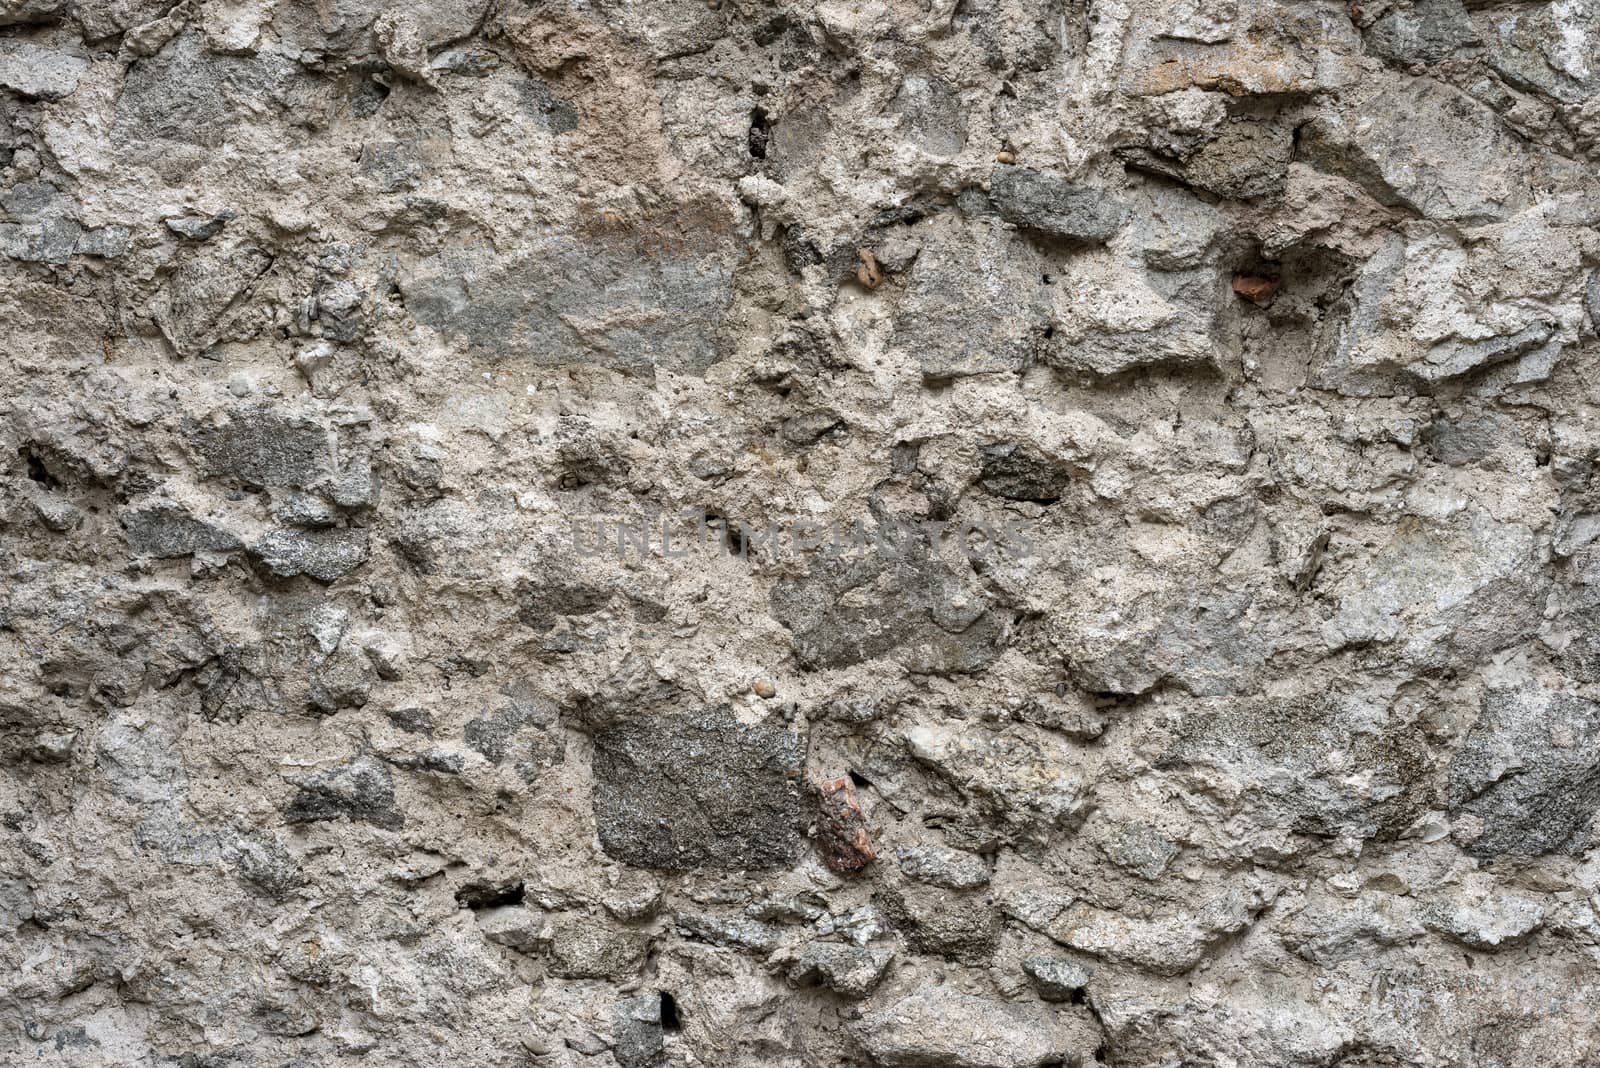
[814,775,876,873]
[1232,274,1280,304]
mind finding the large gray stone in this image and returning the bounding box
[1449,688,1600,858]
[989,165,1126,243]
[592,708,803,871]
[849,989,1100,1068]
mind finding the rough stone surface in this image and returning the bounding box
[5,3,1600,1067]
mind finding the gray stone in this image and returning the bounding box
[881,884,1001,965]
[1022,957,1092,1002]
[1423,895,1544,951]
[1365,0,1477,66]
[185,407,333,488]
[122,505,242,558]
[892,74,967,157]
[548,918,651,979]
[896,845,991,891]
[591,708,803,871]
[978,443,1070,503]
[1449,688,1600,857]
[612,995,665,1068]
[250,528,369,583]
[112,34,308,146]
[1122,119,1294,201]
[771,538,1009,674]
[675,912,781,954]
[893,220,1046,381]
[848,988,1100,1068]
[165,210,235,241]
[788,942,894,998]
[283,755,402,830]
[398,217,744,376]
[475,905,552,953]
[989,165,1127,243]
[1300,81,1527,223]
[0,40,88,99]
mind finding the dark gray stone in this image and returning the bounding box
[283,755,402,830]
[592,708,803,871]
[122,505,242,559]
[881,884,1001,965]
[164,210,234,241]
[612,995,665,1068]
[978,443,1069,503]
[1449,688,1600,857]
[989,165,1127,242]
[185,407,333,488]
[250,528,368,583]
[788,942,895,998]
[112,34,308,146]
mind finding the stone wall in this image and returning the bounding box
[4,0,1600,1065]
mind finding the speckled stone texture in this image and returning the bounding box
[5,1,1600,1066]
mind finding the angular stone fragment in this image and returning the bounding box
[1122,119,1294,201]
[849,989,1100,1068]
[893,219,1046,381]
[788,942,894,998]
[1365,0,1477,66]
[612,994,665,1068]
[1023,957,1092,1002]
[881,884,1001,964]
[676,912,781,954]
[1300,81,1527,223]
[0,40,87,99]
[989,165,1126,243]
[897,845,990,891]
[548,917,651,979]
[399,212,745,375]
[1423,894,1544,950]
[1052,891,1259,977]
[892,74,967,156]
[771,539,1008,674]
[112,33,307,145]
[250,528,369,583]
[185,407,334,488]
[978,443,1070,503]
[1449,688,1600,857]
[122,504,242,558]
[474,905,552,953]
[283,755,402,830]
[591,708,803,871]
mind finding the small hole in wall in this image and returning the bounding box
[847,770,873,790]
[1093,1045,1108,1063]
[659,991,682,1031]
[749,107,772,159]
[20,448,58,488]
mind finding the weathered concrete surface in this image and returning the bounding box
[4,1,1600,1066]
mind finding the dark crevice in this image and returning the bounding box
[454,880,524,910]
[659,991,682,1031]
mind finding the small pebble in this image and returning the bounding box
[754,679,777,699]
[995,150,1015,163]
